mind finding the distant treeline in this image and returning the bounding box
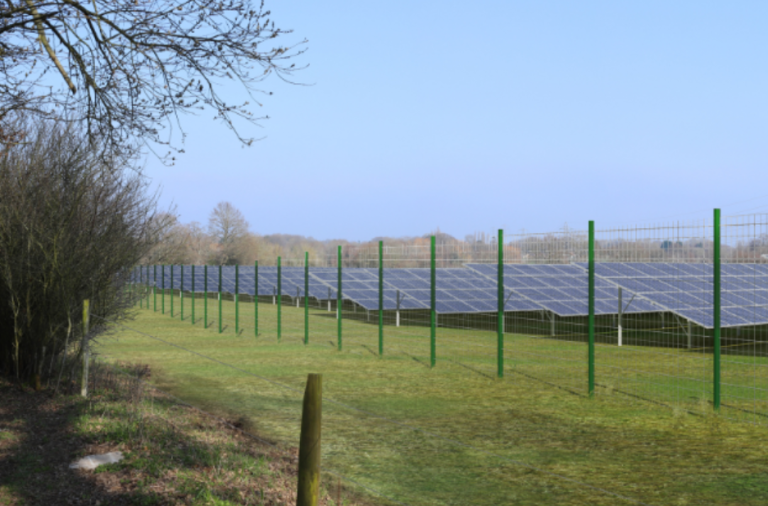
[144,207,768,267]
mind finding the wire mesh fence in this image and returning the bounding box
[128,210,768,425]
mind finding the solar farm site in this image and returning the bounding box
[116,213,768,505]
[133,213,768,425]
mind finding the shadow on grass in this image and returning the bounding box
[0,379,163,506]
[0,365,273,506]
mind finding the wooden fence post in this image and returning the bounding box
[81,299,90,398]
[296,373,322,506]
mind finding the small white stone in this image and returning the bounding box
[69,451,124,470]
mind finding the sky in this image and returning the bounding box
[144,1,768,242]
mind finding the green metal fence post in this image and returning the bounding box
[181,265,184,321]
[497,229,504,379]
[153,265,157,311]
[146,266,150,308]
[170,264,174,318]
[161,265,166,314]
[714,208,721,411]
[337,246,342,351]
[218,264,223,334]
[235,264,240,335]
[277,257,282,341]
[204,265,208,328]
[430,235,436,368]
[305,252,309,345]
[191,265,195,325]
[588,221,595,398]
[255,261,259,337]
[379,240,384,356]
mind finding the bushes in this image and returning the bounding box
[0,118,161,382]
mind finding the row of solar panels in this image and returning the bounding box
[131,263,768,329]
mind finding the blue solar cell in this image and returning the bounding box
[619,279,652,293]
[725,292,760,307]
[724,278,755,290]
[594,264,623,277]
[399,298,427,310]
[510,300,542,312]
[650,263,680,276]
[721,309,751,327]
[441,301,475,313]
[536,288,567,300]
[595,288,617,299]
[408,270,431,279]
[726,305,764,322]
[560,277,584,288]
[675,308,712,328]
[546,302,576,315]
[557,287,583,299]
[543,277,570,288]
[595,300,616,314]
[436,289,461,302]
[635,263,668,277]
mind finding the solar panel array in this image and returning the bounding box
[275,267,338,300]
[310,268,408,310]
[467,264,660,317]
[136,262,768,327]
[590,263,768,328]
[380,268,542,314]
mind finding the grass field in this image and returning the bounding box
[99,292,768,505]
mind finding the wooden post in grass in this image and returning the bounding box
[81,299,90,398]
[297,373,322,506]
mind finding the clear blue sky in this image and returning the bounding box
[145,1,768,241]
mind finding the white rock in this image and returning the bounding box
[69,451,124,470]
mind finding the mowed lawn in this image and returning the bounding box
[97,293,768,506]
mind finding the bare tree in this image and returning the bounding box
[184,221,216,264]
[0,0,306,155]
[208,201,249,264]
[142,212,188,264]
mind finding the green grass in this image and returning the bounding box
[100,292,768,505]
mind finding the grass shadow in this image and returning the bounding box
[0,379,163,505]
